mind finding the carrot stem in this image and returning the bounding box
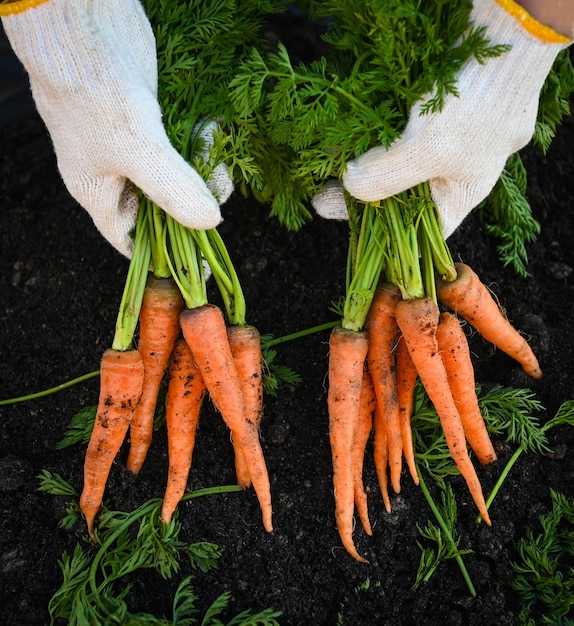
[112,203,152,352]
[417,466,476,597]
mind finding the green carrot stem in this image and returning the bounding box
[165,217,207,310]
[147,199,171,279]
[417,466,476,597]
[112,204,152,352]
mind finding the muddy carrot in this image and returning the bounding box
[353,366,375,536]
[227,324,264,489]
[126,275,184,474]
[436,312,497,466]
[436,262,542,380]
[372,403,392,514]
[161,337,207,524]
[80,348,145,540]
[328,325,369,562]
[395,297,491,525]
[365,284,403,494]
[395,334,419,484]
[179,304,272,533]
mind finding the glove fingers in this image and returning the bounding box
[84,178,139,258]
[120,135,223,230]
[343,133,442,203]
[312,180,349,220]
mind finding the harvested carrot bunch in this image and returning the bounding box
[78,0,282,540]
[228,1,547,560]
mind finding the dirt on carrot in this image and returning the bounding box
[80,348,145,541]
[126,275,184,475]
[327,325,369,562]
[161,337,206,524]
[395,297,491,526]
[179,303,273,533]
[436,311,497,466]
[436,262,543,380]
[395,334,419,484]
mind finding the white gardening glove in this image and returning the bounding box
[338,0,571,238]
[1,0,233,257]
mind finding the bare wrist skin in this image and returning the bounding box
[515,0,574,38]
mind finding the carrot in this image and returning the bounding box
[353,366,375,536]
[436,312,497,466]
[395,334,419,485]
[436,262,542,380]
[372,403,391,514]
[227,324,264,490]
[395,297,491,525]
[365,284,403,494]
[327,325,369,562]
[179,304,273,533]
[80,348,145,541]
[126,276,184,474]
[161,337,206,524]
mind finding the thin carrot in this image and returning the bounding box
[372,403,391,514]
[80,348,145,541]
[395,334,419,485]
[126,275,184,474]
[436,312,497,466]
[161,337,206,524]
[353,366,375,536]
[179,304,272,533]
[365,284,403,494]
[395,297,491,525]
[227,324,264,490]
[436,262,542,380]
[328,325,369,562]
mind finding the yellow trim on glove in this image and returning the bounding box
[495,0,571,44]
[0,0,52,17]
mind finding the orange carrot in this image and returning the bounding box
[161,337,206,524]
[436,262,542,380]
[179,304,273,533]
[395,334,419,485]
[365,284,403,494]
[80,348,144,540]
[227,324,264,490]
[372,403,391,514]
[353,366,375,536]
[327,325,369,562]
[126,276,184,474]
[395,297,491,525]
[436,312,497,466]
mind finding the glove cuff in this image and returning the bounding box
[0,0,51,17]
[493,0,571,44]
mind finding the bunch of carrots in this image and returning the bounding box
[80,195,273,541]
[328,187,542,561]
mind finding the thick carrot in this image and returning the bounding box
[80,348,144,541]
[436,312,497,466]
[161,337,206,524]
[395,334,419,485]
[227,324,264,490]
[395,297,491,525]
[328,325,369,562]
[365,284,403,494]
[436,262,542,380]
[179,304,272,533]
[126,276,184,474]
[353,366,375,536]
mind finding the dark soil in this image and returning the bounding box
[2,41,574,626]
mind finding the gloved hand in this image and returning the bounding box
[316,0,571,237]
[1,0,233,257]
